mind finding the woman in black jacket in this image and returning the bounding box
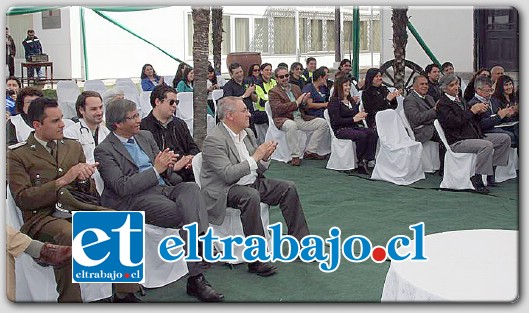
[361,68,400,129]
[328,76,378,174]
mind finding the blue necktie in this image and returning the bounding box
[124,138,166,186]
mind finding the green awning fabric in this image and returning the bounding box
[6,6,164,15]
[6,7,63,16]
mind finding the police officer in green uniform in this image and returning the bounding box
[7,97,141,302]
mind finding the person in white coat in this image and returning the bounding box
[64,91,110,194]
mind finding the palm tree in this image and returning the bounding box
[391,7,408,91]
[192,7,211,148]
[211,7,223,74]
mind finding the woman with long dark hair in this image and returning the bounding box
[172,62,189,88]
[361,68,400,129]
[140,64,164,91]
[328,76,377,174]
[490,75,519,147]
[176,68,194,92]
[244,63,262,86]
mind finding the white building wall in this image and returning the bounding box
[381,6,474,73]
[27,7,75,80]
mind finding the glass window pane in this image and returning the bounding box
[274,17,295,54]
[254,18,269,53]
[235,18,249,52]
[299,18,307,54]
[360,21,368,51]
[311,19,322,51]
[326,20,335,52]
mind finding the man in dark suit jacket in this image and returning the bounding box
[201,96,310,276]
[268,66,330,166]
[94,99,224,302]
[467,76,516,143]
[7,98,139,302]
[436,75,510,193]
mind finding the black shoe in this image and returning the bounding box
[486,175,499,187]
[187,274,224,302]
[112,292,143,303]
[355,165,369,175]
[470,174,490,194]
[248,261,277,277]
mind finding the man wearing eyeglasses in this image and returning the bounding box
[94,99,224,302]
[269,66,330,166]
[140,84,199,182]
[436,74,511,193]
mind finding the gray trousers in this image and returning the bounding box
[129,182,209,277]
[450,133,511,175]
[227,177,310,241]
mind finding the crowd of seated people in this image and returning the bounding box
[4,55,520,303]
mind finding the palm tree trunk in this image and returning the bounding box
[391,7,408,91]
[211,7,223,74]
[192,7,211,148]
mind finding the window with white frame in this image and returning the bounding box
[273,17,295,54]
[234,18,249,52]
[187,14,231,57]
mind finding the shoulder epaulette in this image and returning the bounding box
[8,141,27,150]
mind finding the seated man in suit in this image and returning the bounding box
[200,96,311,276]
[269,66,330,166]
[94,99,224,302]
[404,75,445,174]
[7,97,140,302]
[140,84,199,182]
[467,76,516,144]
[436,74,511,193]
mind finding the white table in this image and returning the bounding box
[381,229,518,302]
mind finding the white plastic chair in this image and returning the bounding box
[115,78,138,93]
[62,118,75,129]
[83,79,107,96]
[211,89,224,119]
[56,81,80,119]
[120,85,141,110]
[371,109,425,185]
[6,188,112,302]
[139,91,153,119]
[399,109,440,173]
[176,92,194,136]
[192,153,271,264]
[264,101,308,163]
[323,109,357,171]
[163,75,175,86]
[433,120,477,190]
[92,175,188,288]
[494,147,518,182]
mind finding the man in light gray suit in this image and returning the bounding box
[201,96,310,277]
[404,75,445,174]
[94,99,224,302]
[404,75,438,143]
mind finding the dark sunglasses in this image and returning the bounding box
[277,74,290,79]
[252,68,260,72]
[165,99,179,106]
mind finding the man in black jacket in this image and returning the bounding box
[436,74,510,193]
[140,84,199,181]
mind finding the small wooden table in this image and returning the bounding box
[20,61,54,88]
